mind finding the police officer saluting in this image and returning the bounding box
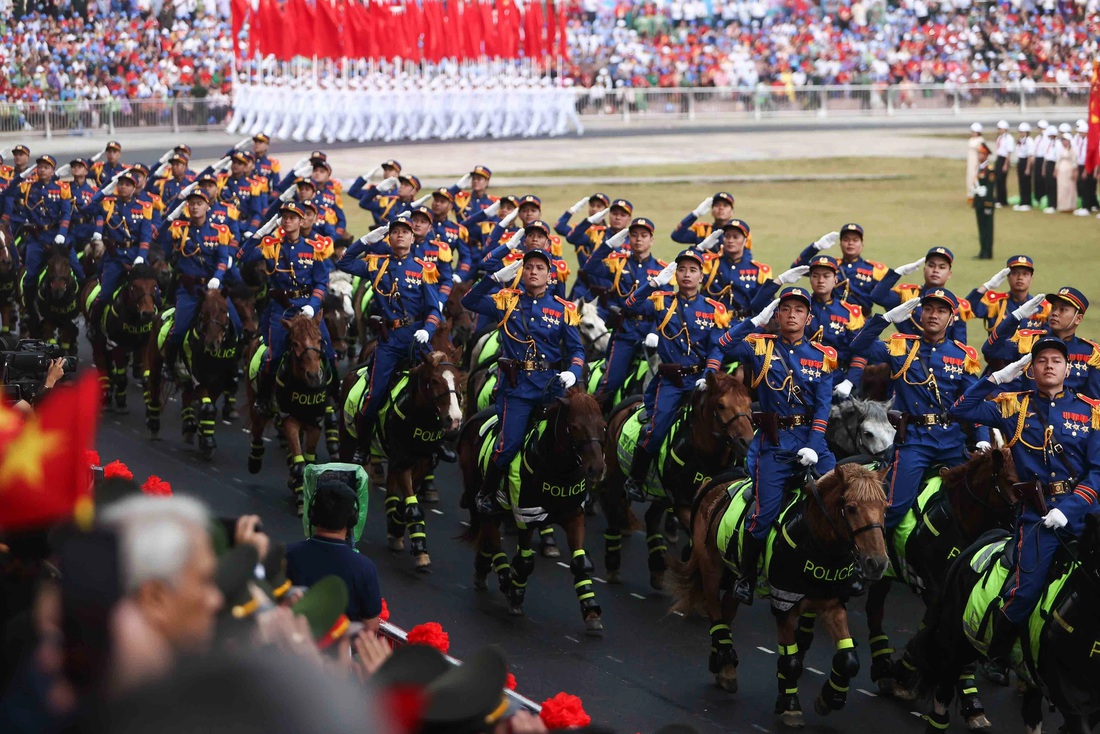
[710,286,837,603]
[966,255,1047,338]
[447,164,495,220]
[693,218,772,319]
[872,246,970,343]
[792,223,886,314]
[671,191,735,245]
[462,248,584,514]
[950,336,1100,664]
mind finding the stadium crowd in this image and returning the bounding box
[0,0,1097,106]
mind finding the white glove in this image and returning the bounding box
[91,232,102,242]
[152,162,169,178]
[692,196,714,218]
[558,371,577,389]
[53,234,66,245]
[133,256,145,265]
[233,136,254,151]
[974,185,988,198]
[377,176,399,193]
[166,203,186,222]
[504,230,525,250]
[982,267,1010,292]
[587,207,608,225]
[606,229,629,249]
[697,230,722,252]
[101,179,118,196]
[894,257,926,276]
[643,333,659,348]
[648,261,677,288]
[1011,293,1046,321]
[456,172,472,188]
[1042,508,1068,529]
[568,196,589,215]
[412,193,432,208]
[797,448,819,466]
[300,305,315,318]
[695,377,707,391]
[361,225,389,245]
[157,149,175,164]
[990,354,1031,385]
[292,156,311,171]
[213,155,232,171]
[178,182,198,199]
[751,298,781,328]
[243,231,255,240]
[54,163,71,179]
[813,231,840,251]
[884,298,921,324]
[279,184,298,202]
[365,165,382,181]
[484,200,501,217]
[293,163,313,178]
[414,329,430,344]
[833,379,853,399]
[775,265,810,285]
[206,277,221,290]
[499,208,519,229]
[974,441,992,452]
[492,260,522,284]
[452,273,462,283]
[20,167,36,179]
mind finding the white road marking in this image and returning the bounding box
[806,667,823,675]
[750,725,770,733]
[430,508,444,515]
[564,636,579,643]
[556,562,570,569]
[756,646,775,654]
[606,655,623,663]
[630,593,646,600]
[671,610,684,617]
[593,577,607,584]
[857,689,876,697]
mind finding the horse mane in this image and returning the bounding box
[128,263,157,281]
[835,463,888,506]
[563,385,602,419]
[286,312,321,339]
[939,446,1013,485]
[805,464,887,543]
[696,369,750,405]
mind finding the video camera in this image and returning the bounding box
[0,335,77,403]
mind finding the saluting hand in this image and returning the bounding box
[377,176,399,193]
[775,265,809,286]
[499,208,520,229]
[504,230,525,250]
[484,200,501,217]
[279,184,298,203]
[456,172,473,189]
[648,261,677,288]
[884,298,920,324]
[360,225,389,245]
[894,257,925,276]
[692,196,714,218]
[813,231,840,251]
[697,230,722,252]
[587,207,609,225]
[568,196,589,215]
[990,354,1031,385]
[412,193,432,209]
[605,228,629,249]
[492,260,522,284]
[751,298,781,327]
[1011,293,1046,321]
[981,267,1010,292]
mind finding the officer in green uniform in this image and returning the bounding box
[972,142,996,260]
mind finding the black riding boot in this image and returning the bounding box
[253,370,276,419]
[732,533,764,606]
[355,413,376,463]
[624,447,654,503]
[475,462,506,515]
[985,610,1020,668]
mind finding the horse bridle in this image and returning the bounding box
[698,390,752,445]
[553,401,604,460]
[416,360,462,415]
[805,471,885,578]
[961,448,1015,514]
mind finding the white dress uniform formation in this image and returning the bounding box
[227,68,585,144]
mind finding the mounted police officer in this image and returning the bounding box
[239,201,331,415]
[88,169,153,332]
[475,221,569,337]
[251,133,281,193]
[155,153,197,212]
[65,158,99,264]
[871,246,970,343]
[462,247,585,514]
[835,288,981,530]
[406,206,455,299]
[212,151,265,234]
[619,249,731,501]
[161,189,240,372]
[671,191,735,246]
[950,336,1100,664]
[982,287,1100,397]
[966,255,1047,339]
[427,188,470,286]
[792,224,886,314]
[336,214,443,456]
[581,217,666,410]
[710,286,838,604]
[461,196,519,278]
[309,160,348,242]
[556,191,608,240]
[90,140,125,186]
[446,164,495,220]
[354,173,418,226]
[693,218,772,320]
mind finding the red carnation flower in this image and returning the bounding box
[379,598,390,622]
[103,460,133,480]
[406,622,449,654]
[85,450,101,467]
[506,672,517,690]
[141,475,172,496]
[539,692,591,729]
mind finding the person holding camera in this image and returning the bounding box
[285,479,382,631]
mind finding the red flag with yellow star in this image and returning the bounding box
[0,372,101,531]
[1087,60,1100,174]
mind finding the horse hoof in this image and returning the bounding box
[584,614,604,635]
[891,686,916,702]
[247,457,262,474]
[473,573,488,591]
[716,667,739,693]
[813,696,832,717]
[876,677,895,695]
[649,571,665,591]
[966,715,992,731]
[183,432,195,445]
[388,536,405,553]
[606,569,622,584]
[414,554,432,573]
[780,711,805,728]
[508,603,525,617]
[421,489,440,504]
[540,542,560,559]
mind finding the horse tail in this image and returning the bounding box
[666,539,703,617]
[668,478,732,617]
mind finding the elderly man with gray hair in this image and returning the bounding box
[97,495,223,694]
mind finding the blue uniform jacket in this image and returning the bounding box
[870,271,971,343]
[981,318,1100,397]
[581,243,665,333]
[93,195,152,259]
[624,282,730,368]
[753,280,865,363]
[163,218,232,279]
[670,213,716,245]
[792,244,886,311]
[240,230,329,314]
[965,289,1050,334]
[336,239,442,338]
[701,250,772,317]
[3,178,72,237]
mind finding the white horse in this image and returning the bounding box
[577,299,610,360]
[826,397,895,459]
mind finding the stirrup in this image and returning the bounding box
[624,477,646,503]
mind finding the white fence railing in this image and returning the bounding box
[0,83,1089,140]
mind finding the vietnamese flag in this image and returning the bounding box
[0,372,101,532]
[1086,60,1100,174]
[231,0,249,57]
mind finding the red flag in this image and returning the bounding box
[546,0,556,60]
[289,0,318,58]
[445,0,462,59]
[231,0,249,57]
[556,0,568,60]
[1086,60,1100,174]
[0,372,101,532]
[476,0,493,57]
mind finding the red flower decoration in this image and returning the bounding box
[103,460,133,480]
[539,693,591,729]
[85,450,101,467]
[406,622,449,654]
[141,475,173,496]
[379,598,390,622]
[506,672,517,690]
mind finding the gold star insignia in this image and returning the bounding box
[0,415,64,491]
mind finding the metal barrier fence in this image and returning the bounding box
[0,83,1089,139]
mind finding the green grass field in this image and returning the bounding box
[343,156,1100,342]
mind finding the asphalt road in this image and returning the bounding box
[92,367,1035,734]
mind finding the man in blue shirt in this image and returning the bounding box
[287,479,382,629]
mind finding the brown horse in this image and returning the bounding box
[443,279,477,360]
[80,264,160,412]
[246,311,332,513]
[28,246,81,353]
[338,347,464,571]
[0,223,18,334]
[669,463,889,727]
[144,289,239,460]
[458,387,607,633]
[602,370,755,589]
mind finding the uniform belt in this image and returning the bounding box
[902,412,953,427]
[388,316,412,329]
[776,414,811,429]
[272,286,311,300]
[1044,481,1070,496]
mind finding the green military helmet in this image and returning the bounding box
[291,575,351,649]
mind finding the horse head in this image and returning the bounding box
[228,280,259,338]
[123,263,160,323]
[280,310,325,389]
[695,370,754,457]
[577,299,610,359]
[414,349,464,433]
[940,446,1020,531]
[554,386,607,484]
[828,397,894,458]
[812,463,890,581]
[42,247,76,302]
[322,291,349,361]
[197,288,232,351]
[1082,512,1100,583]
[0,224,13,275]
[443,279,476,350]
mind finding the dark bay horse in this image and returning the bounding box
[602,370,755,589]
[0,223,19,333]
[28,246,81,353]
[144,289,239,459]
[670,463,889,727]
[458,387,607,633]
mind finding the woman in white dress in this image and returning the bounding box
[1055,134,1078,213]
[967,122,984,200]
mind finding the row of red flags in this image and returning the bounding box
[231,0,571,63]
[1087,60,1100,173]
